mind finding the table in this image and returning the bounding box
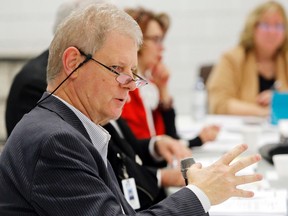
[173,114,288,215]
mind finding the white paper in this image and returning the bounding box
[210,189,287,216]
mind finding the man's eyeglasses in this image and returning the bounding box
[79,50,148,88]
[257,22,285,32]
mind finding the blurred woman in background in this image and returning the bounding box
[207,0,288,116]
[122,7,219,147]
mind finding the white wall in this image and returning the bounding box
[113,0,288,115]
[0,0,288,139]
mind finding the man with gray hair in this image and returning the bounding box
[0,2,262,215]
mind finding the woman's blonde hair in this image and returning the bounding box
[239,0,288,52]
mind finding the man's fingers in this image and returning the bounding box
[233,188,255,198]
[163,152,174,165]
[171,143,192,159]
[229,154,262,174]
[217,144,248,165]
[234,173,263,186]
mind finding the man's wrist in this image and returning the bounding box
[159,97,173,110]
[186,184,211,213]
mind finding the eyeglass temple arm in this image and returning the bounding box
[77,47,146,83]
[77,48,92,62]
[132,72,146,81]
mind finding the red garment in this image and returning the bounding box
[121,89,165,139]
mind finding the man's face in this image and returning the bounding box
[74,32,138,124]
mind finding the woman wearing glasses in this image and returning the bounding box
[207,1,288,116]
[121,8,219,147]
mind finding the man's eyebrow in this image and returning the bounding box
[116,60,138,71]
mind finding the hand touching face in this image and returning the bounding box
[149,61,170,89]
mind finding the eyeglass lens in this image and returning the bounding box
[144,36,163,44]
[116,74,147,88]
[257,22,285,32]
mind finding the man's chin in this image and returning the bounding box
[99,112,121,125]
[112,111,122,121]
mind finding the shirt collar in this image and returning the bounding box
[53,95,111,166]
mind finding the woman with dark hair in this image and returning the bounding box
[122,7,220,148]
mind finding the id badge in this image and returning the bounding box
[121,178,140,210]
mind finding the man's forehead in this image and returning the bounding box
[95,33,138,64]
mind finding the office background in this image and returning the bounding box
[0,0,287,140]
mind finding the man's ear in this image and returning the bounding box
[62,47,83,78]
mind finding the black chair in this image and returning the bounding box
[199,64,214,85]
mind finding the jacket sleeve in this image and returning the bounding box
[117,118,167,167]
[159,106,179,139]
[31,132,206,216]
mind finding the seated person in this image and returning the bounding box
[121,7,220,145]
[5,1,192,210]
[104,117,191,210]
[5,0,97,136]
[0,3,262,215]
[207,1,288,116]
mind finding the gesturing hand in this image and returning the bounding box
[186,144,262,205]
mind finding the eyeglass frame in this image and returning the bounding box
[144,35,164,45]
[256,22,285,32]
[78,49,148,88]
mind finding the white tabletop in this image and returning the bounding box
[173,114,288,215]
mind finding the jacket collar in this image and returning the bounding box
[37,92,91,142]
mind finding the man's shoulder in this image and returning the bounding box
[14,105,67,138]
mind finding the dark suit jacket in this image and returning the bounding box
[104,119,167,210]
[109,118,167,168]
[161,107,203,147]
[5,49,48,137]
[0,92,206,215]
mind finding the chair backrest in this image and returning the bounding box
[199,64,213,85]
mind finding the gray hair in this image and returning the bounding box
[47,3,143,82]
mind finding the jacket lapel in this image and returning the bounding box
[37,92,91,142]
[38,92,135,214]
